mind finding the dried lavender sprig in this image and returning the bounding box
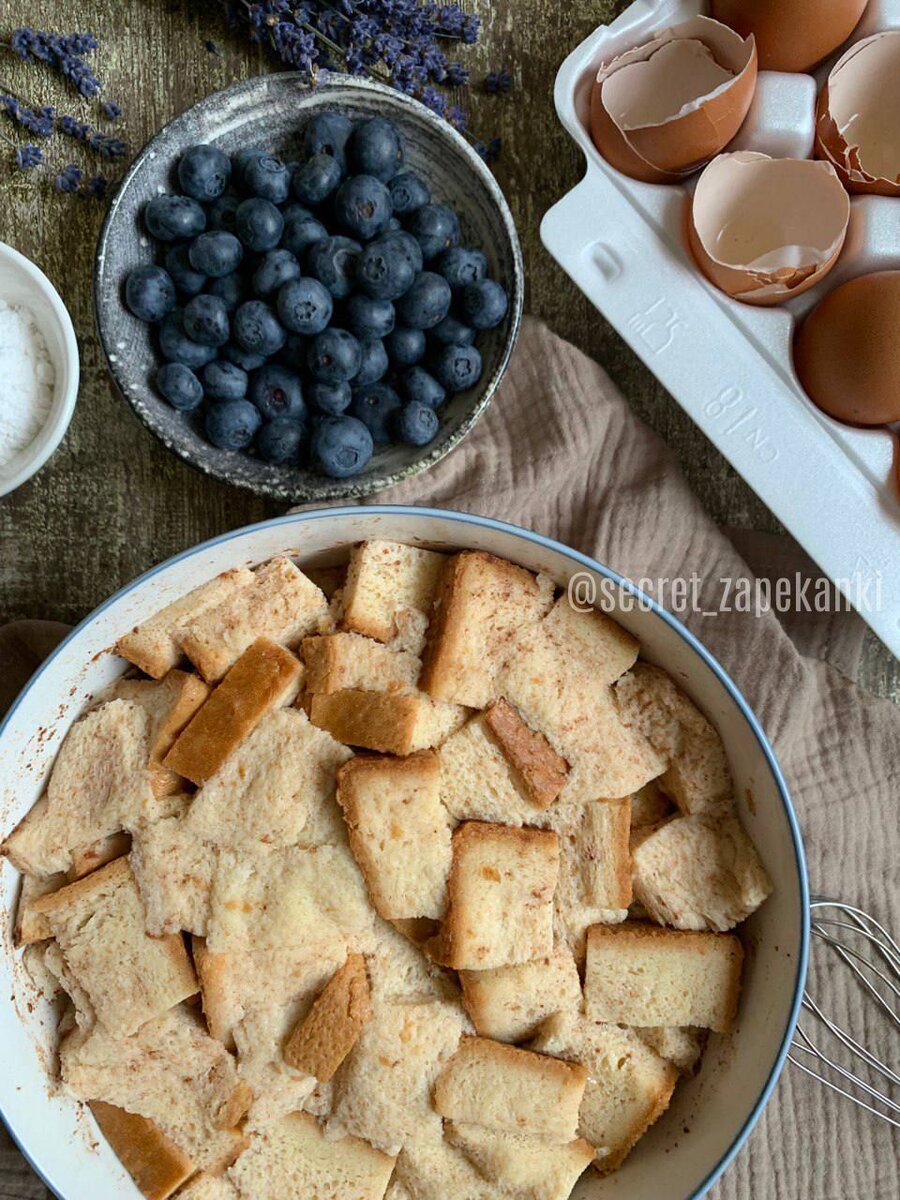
[0,89,55,136]
[6,27,102,99]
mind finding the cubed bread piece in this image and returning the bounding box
[616,664,733,814]
[1,699,153,876]
[341,540,446,644]
[176,1173,239,1200]
[578,798,632,909]
[391,1131,490,1200]
[364,917,457,1008]
[89,1101,194,1200]
[116,567,254,679]
[184,708,352,851]
[433,1035,587,1144]
[420,552,554,709]
[283,953,373,1081]
[111,670,211,796]
[230,1113,395,1200]
[130,808,215,935]
[40,938,96,1029]
[303,632,420,695]
[328,996,467,1155]
[33,858,197,1036]
[584,922,743,1032]
[192,937,238,1048]
[70,831,133,879]
[634,1026,706,1074]
[439,713,539,826]
[446,1123,594,1200]
[632,812,772,931]
[13,871,67,944]
[483,699,569,810]
[336,752,453,921]
[630,781,673,830]
[179,557,328,683]
[310,689,465,756]
[532,1012,678,1174]
[438,822,559,970]
[459,948,581,1043]
[539,598,639,679]
[63,1004,248,1174]
[164,639,302,785]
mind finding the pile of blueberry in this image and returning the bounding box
[123,112,509,479]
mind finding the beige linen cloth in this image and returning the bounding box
[1,318,897,1197]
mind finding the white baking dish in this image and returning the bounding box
[0,506,809,1200]
[542,0,900,658]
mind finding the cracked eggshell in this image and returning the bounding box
[688,152,850,305]
[815,31,900,197]
[794,271,900,426]
[589,16,757,184]
[710,0,869,73]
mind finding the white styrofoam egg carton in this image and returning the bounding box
[542,0,900,657]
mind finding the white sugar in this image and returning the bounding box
[0,299,55,474]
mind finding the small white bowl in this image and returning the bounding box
[0,243,79,498]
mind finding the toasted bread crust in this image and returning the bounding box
[89,1101,194,1200]
[484,699,569,810]
[283,952,373,1080]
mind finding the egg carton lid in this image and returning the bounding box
[542,0,900,658]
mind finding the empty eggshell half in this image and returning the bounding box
[688,152,850,305]
[590,16,758,184]
[815,31,900,196]
[710,0,869,73]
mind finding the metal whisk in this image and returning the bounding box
[788,896,899,1127]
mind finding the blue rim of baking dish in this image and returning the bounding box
[0,505,810,1200]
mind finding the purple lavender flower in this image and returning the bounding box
[0,96,55,137]
[474,136,502,163]
[484,69,512,96]
[87,173,108,199]
[101,100,121,122]
[16,142,42,169]
[9,27,102,98]
[205,38,222,55]
[89,131,126,159]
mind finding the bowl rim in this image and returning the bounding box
[0,242,79,499]
[93,73,524,504]
[0,505,810,1200]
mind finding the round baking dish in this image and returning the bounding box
[0,507,809,1200]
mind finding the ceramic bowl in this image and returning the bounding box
[0,507,808,1200]
[94,75,523,503]
[0,243,79,498]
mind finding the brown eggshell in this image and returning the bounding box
[711,0,868,72]
[688,152,850,305]
[814,33,900,197]
[590,16,757,183]
[794,271,900,426]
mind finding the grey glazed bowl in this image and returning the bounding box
[94,73,523,503]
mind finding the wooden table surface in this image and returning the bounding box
[0,0,896,703]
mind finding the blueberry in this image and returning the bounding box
[233,300,286,356]
[202,359,248,401]
[257,416,306,465]
[307,327,362,384]
[276,277,333,335]
[248,363,305,421]
[385,326,426,366]
[183,294,230,347]
[188,231,243,278]
[236,198,285,252]
[241,153,290,203]
[333,175,392,241]
[350,381,403,444]
[205,399,261,450]
[252,249,301,296]
[178,144,231,201]
[221,341,266,371]
[347,116,404,182]
[310,415,373,478]
[406,203,461,261]
[435,246,487,290]
[303,112,353,168]
[280,332,308,370]
[380,229,423,273]
[305,236,361,300]
[207,272,244,312]
[164,244,207,296]
[355,237,415,302]
[388,216,401,231]
[280,212,328,259]
[400,366,446,409]
[145,195,206,241]
[125,265,176,322]
[461,279,509,329]
[232,145,265,176]
[307,379,352,415]
[428,314,475,348]
[433,343,483,392]
[207,193,241,233]
[344,294,395,340]
[156,362,203,411]
[388,172,430,217]
[292,153,343,207]
[281,202,313,223]
[354,339,389,387]
[158,310,218,368]
[396,400,439,447]
[395,271,452,330]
